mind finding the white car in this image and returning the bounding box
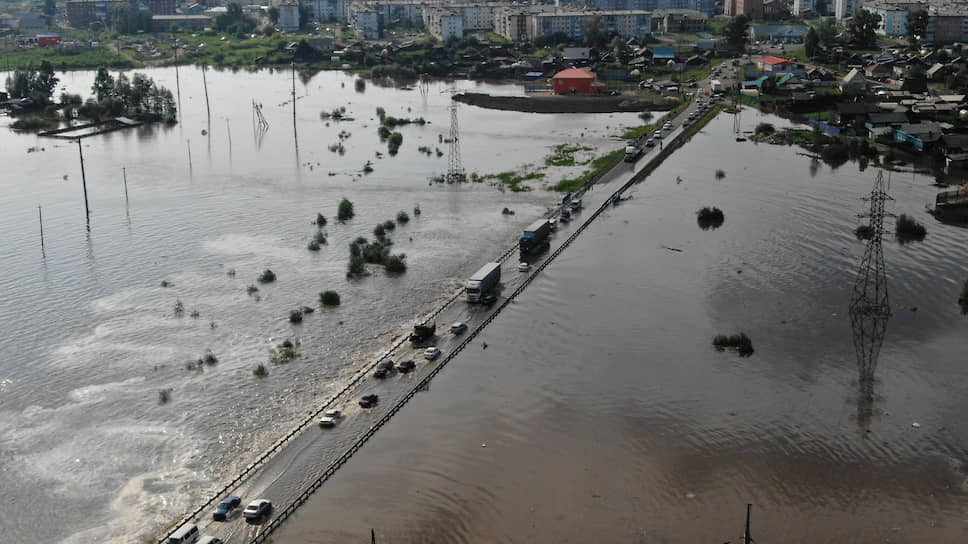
[318,416,337,428]
[450,322,468,334]
[243,499,272,520]
[324,409,342,418]
[663,122,673,130]
[424,347,441,360]
[653,131,663,139]
[518,262,531,272]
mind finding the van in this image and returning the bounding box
[168,523,199,544]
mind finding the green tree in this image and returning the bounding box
[583,15,607,48]
[267,5,279,23]
[907,7,928,50]
[723,15,750,50]
[611,35,631,64]
[816,18,838,46]
[848,9,881,48]
[43,0,56,16]
[92,67,114,101]
[804,26,819,58]
[298,2,313,30]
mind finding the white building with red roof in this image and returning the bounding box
[756,55,803,74]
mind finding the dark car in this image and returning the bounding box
[213,496,241,521]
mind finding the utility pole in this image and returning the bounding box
[173,43,182,117]
[226,118,232,160]
[744,503,752,544]
[77,139,90,224]
[202,64,211,125]
[291,60,298,152]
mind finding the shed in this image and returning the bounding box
[552,68,603,95]
[652,47,676,62]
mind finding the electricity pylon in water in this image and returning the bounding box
[849,171,893,426]
[446,102,464,183]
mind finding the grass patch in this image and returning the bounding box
[895,213,926,242]
[551,149,624,193]
[481,171,544,192]
[258,269,276,283]
[697,207,725,230]
[545,144,593,167]
[320,290,341,306]
[713,333,754,357]
[755,122,775,136]
[10,117,59,131]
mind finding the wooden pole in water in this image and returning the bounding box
[187,139,193,173]
[77,139,90,224]
[173,45,182,117]
[226,118,232,160]
[202,65,211,124]
[744,503,752,544]
[371,528,376,544]
[291,60,298,150]
[122,167,129,203]
[38,205,45,251]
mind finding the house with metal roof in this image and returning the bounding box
[756,55,802,74]
[839,68,867,95]
[651,47,676,62]
[894,122,943,151]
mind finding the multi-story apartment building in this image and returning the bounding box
[66,0,127,27]
[309,0,349,22]
[528,10,652,40]
[863,0,920,36]
[835,0,862,19]
[792,0,815,16]
[424,7,464,38]
[493,5,529,42]
[564,0,715,17]
[925,4,968,43]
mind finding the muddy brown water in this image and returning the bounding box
[276,112,968,543]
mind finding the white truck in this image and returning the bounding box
[623,145,643,162]
[466,262,501,303]
[710,79,724,93]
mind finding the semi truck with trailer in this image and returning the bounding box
[465,262,501,303]
[519,219,552,254]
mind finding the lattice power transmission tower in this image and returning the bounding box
[849,171,893,425]
[446,100,464,183]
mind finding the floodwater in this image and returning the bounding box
[0,67,642,543]
[278,111,968,543]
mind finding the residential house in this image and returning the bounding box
[750,24,808,44]
[926,62,950,80]
[651,46,676,63]
[866,111,909,129]
[835,102,878,125]
[941,133,968,162]
[839,67,867,94]
[865,63,893,78]
[756,56,802,74]
[894,122,943,150]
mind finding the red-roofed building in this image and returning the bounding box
[552,68,606,95]
[756,56,801,74]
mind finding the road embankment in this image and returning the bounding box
[453,92,676,113]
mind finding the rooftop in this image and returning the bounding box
[758,55,795,66]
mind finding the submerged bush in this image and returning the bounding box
[308,239,321,251]
[313,231,326,244]
[320,290,341,306]
[338,198,354,222]
[203,351,218,365]
[715,169,726,180]
[173,300,185,317]
[696,206,725,230]
[289,309,303,323]
[158,389,171,404]
[712,333,754,357]
[374,223,386,237]
[385,254,407,273]
[253,363,268,377]
[855,224,874,240]
[959,279,968,315]
[895,213,927,241]
[246,285,259,295]
[258,269,276,283]
[382,219,396,231]
[397,210,410,223]
[316,213,327,227]
[348,255,365,276]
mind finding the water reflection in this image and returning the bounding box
[848,171,893,429]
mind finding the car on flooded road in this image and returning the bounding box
[243,499,272,520]
[212,496,241,521]
[424,347,441,360]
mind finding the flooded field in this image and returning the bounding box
[0,68,641,543]
[278,111,968,543]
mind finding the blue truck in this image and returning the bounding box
[519,218,552,254]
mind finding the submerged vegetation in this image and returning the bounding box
[347,236,407,277]
[713,333,755,357]
[545,144,593,167]
[480,171,544,192]
[320,290,341,306]
[158,389,171,404]
[338,198,354,222]
[696,207,725,230]
[396,210,410,223]
[552,149,624,192]
[855,224,874,240]
[253,363,268,377]
[269,338,299,364]
[258,269,276,283]
[896,213,927,241]
[959,279,968,315]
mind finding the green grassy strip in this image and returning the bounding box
[551,148,624,192]
[622,98,690,140]
[481,171,545,192]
